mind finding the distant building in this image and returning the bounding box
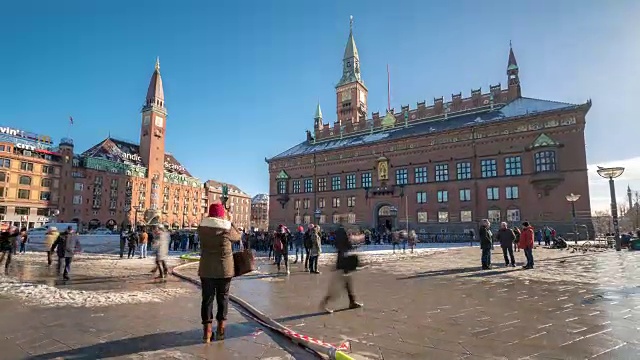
[266,19,593,235]
[251,194,269,231]
[206,180,251,230]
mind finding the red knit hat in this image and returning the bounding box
[208,203,225,218]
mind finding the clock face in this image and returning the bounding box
[143,115,150,125]
[155,116,164,127]
[341,90,352,102]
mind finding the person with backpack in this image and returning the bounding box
[274,224,290,274]
[50,226,81,280]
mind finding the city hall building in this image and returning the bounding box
[1,59,249,231]
[266,22,593,235]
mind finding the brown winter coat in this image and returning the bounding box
[197,217,241,279]
[139,232,148,245]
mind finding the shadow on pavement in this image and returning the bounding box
[274,308,350,323]
[397,266,482,280]
[28,325,255,360]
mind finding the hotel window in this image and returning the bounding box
[416,192,427,204]
[333,213,340,224]
[417,211,428,223]
[277,180,287,194]
[332,197,341,208]
[488,209,501,224]
[40,191,51,201]
[347,196,356,207]
[506,186,519,200]
[294,199,300,209]
[435,164,449,182]
[504,156,522,176]
[437,190,448,203]
[0,186,5,198]
[331,176,341,190]
[414,167,427,184]
[304,179,313,193]
[0,172,5,182]
[42,165,54,174]
[303,199,310,209]
[20,162,34,172]
[319,214,326,224]
[19,175,32,185]
[346,174,356,189]
[480,159,497,178]
[487,187,499,200]
[73,195,82,204]
[292,180,301,194]
[0,158,10,168]
[459,188,471,202]
[535,151,557,172]
[460,210,473,222]
[506,209,521,222]
[438,211,449,223]
[395,169,408,185]
[18,189,30,199]
[361,172,372,188]
[456,162,471,180]
[41,178,52,188]
[36,208,49,216]
[15,207,29,215]
[318,198,325,208]
[317,178,327,191]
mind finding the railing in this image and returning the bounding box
[415,233,474,243]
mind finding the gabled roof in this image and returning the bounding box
[268,97,587,161]
[80,137,193,177]
[205,180,249,197]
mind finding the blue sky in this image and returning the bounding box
[0,1,638,210]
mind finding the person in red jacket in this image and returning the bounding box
[519,222,535,269]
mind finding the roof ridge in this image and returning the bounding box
[517,96,579,107]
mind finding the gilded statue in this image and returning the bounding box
[378,160,389,181]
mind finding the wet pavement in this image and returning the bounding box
[180,247,640,359]
[0,255,316,359]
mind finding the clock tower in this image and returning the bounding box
[139,57,167,210]
[336,16,368,125]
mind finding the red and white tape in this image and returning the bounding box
[284,329,351,351]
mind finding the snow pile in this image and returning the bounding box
[0,276,189,307]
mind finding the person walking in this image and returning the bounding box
[127,231,138,259]
[0,227,14,275]
[44,227,59,266]
[519,222,535,269]
[303,225,313,271]
[479,219,493,270]
[320,219,363,313]
[50,226,81,280]
[139,228,148,258]
[198,203,241,343]
[119,230,127,258]
[152,225,170,279]
[497,222,516,267]
[308,225,322,274]
[19,228,28,254]
[293,226,304,264]
[512,227,521,253]
[408,230,417,253]
[274,225,290,274]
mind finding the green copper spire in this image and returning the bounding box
[314,102,323,120]
[336,15,363,88]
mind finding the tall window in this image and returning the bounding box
[506,186,519,200]
[456,162,471,180]
[42,165,55,174]
[488,209,501,224]
[506,209,521,222]
[361,172,372,188]
[304,179,313,193]
[459,188,471,202]
[292,180,301,193]
[19,175,32,185]
[73,195,82,204]
[331,176,341,190]
[0,158,10,168]
[317,178,327,192]
[435,164,449,182]
[414,167,427,184]
[0,172,5,182]
[303,199,310,209]
[347,196,356,207]
[395,169,408,185]
[346,174,356,189]
[294,199,300,209]
[41,178,52,187]
[318,198,325,208]
[504,156,522,176]
[18,189,30,199]
[437,190,448,203]
[480,159,497,178]
[487,187,499,200]
[20,162,34,171]
[332,197,340,208]
[40,191,51,201]
[277,181,287,194]
[416,192,427,204]
[535,151,557,172]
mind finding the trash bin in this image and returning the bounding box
[629,239,640,251]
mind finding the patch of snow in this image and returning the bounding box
[0,276,189,307]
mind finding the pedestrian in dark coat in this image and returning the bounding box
[479,219,493,270]
[50,226,81,280]
[496,222,516,267]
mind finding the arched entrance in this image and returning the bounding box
[376,204,397,232]
[88,219,101,230]
[105,219,117,230]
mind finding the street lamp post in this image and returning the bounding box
[597,166,625,251]
[133,206,140,231]
[565,193,581,245]
[389,206,398,230]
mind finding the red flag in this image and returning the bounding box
[69,116,74,125]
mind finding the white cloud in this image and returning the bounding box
[587,157,640,213]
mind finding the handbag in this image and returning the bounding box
[337,253,359,272]
[233,249,255,277]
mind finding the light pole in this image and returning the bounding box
[597,166,625,251]
[389,206,398,230]
[133,206,140,231]
[565,193,581,244]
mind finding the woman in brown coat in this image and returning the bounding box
[198,203,241,342]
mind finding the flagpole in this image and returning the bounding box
[67,116,73,138]
[387,64,391,112]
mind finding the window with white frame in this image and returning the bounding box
[414,167,427,184]
[506,186,519,200]
[460,210,472,222]
[481,159,497,178]
[416,192,427,204]
[417,211,428,223]
[437,190,448,203]
[459,188,471,202]
[488,209,501,224]
[438,211,449,223]
[504,156,522,176]
[506,209,521,222]
[487,187,499,200]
